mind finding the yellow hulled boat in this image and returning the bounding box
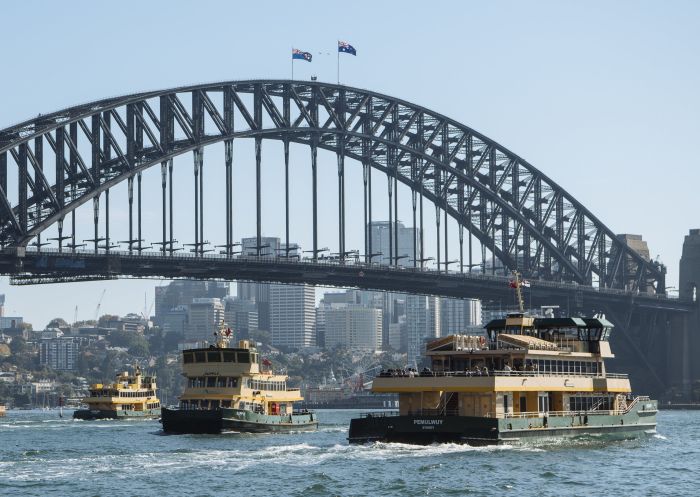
[73,366,160,420]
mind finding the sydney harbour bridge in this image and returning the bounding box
[0,80,696,398]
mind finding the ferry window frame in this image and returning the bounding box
[183,352,194,364]
[237,352,250,363]
[216,377,227,388]
[207,351,221,363]
[194,351,206,363]
[223,351,237,363]
[206,377,217,387]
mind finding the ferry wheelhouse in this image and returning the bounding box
[348,277,657,445]
[161,327,317,434]
[73,367,160,420]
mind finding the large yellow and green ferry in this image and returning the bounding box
[349,276,657,445]
[161,326,317,434]
[73,367,160,420]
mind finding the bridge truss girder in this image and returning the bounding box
[0,80,665,292]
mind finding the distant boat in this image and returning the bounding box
[73,366,161,420]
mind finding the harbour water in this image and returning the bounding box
[0,409,697,496]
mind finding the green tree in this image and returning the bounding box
[47,317,69,329]
[10,336,27,355]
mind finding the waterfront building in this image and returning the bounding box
[270,284,315,349]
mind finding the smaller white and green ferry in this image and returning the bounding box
[161,326,317,434]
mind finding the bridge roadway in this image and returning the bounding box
[0,248,692,314]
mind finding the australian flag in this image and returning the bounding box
[292,48,312,62]
[338,41,357,56]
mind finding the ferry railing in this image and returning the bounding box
[500,409,622,419]
[360,411,400,418]
[376,370,628,379]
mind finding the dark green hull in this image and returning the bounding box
[161,407,318,434]
[73,408,160,420]
[349,400,657,445]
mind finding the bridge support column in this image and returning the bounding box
[161,162,167,254]
[387,173,393,266]
[666,309,699,402]
[412,188,417,268]
[128,176,134,253]
[137,171,142,253]
[226,140,234,256]
[337,150,345,262]
[92,197,99,253]
[199,151,204,252]
[168,159,173,254]
[105,189,110,253]
[435,205,441,273]
[256,138,262,257]
[194,149,201,256]
[311,137,318,261]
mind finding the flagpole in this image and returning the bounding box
[337,42,340,84]
[291,46,294,81]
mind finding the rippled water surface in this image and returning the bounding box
[0,409,697,496]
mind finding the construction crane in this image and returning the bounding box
[94,289,106,322]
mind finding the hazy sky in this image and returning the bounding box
[1,1,698,327]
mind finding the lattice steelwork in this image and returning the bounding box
[0,80,665,292]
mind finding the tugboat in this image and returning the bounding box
[348,273,657,445]
[73,367,160,420]
[161,325,317,434]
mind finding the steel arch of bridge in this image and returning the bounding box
[0,80,665,292]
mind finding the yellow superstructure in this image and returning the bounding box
[178,338,302,416]
[78,367,160,417]
[373,313,633,419]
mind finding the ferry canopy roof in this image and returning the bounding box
[484,316,612,330]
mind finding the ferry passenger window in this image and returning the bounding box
[238,353,250,363]
[207,377,217,387]
[223,351,236,362]
[183,352,194,364]
[194,351,206,363]
[217,377,226,387]
[228,377,238,388]
[207,351,221,363]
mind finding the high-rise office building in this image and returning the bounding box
[224,297,259,340]
[154,281,229,327]
[187,298,224,341]
[322,304,383,352]
[440,298,482,335]
[237,236,282,331]
[270,284,316,349]
[406,295,441,364]
[162,305,188,335]
[369,221,420,267]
